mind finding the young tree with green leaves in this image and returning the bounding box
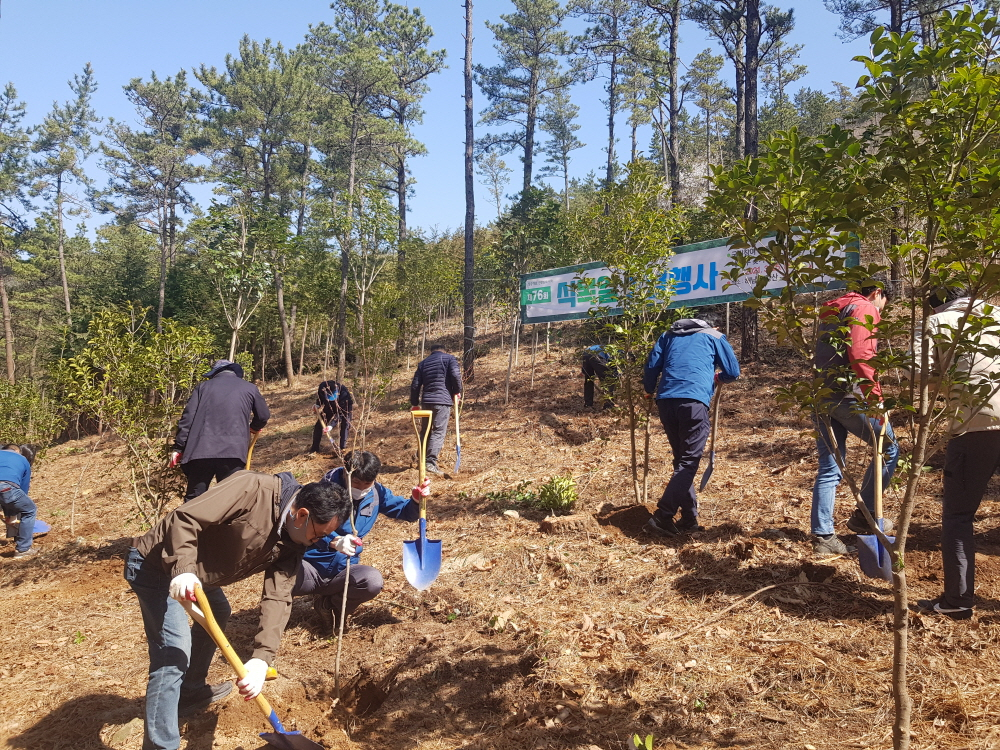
[30,63,99,330]
[571,160,687,504]
[709,10,1000,747]
[476,151,512,221]
[99,71,205,331]
[475,0,578,192]
[760,39,807,136]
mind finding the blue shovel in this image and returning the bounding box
[857,415,895,581]
[403,409,442,591]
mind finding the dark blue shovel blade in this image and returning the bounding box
[402,518,442,591]
[857,519,894,582]
[699,451,715,492]
[260,709,324,750]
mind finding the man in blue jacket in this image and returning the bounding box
[293,450,430,634]
[170,360,270,501]
[410,344,463,475]
[1,444,37,557]
[643,315,740,536]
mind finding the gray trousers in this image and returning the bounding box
[292,561,384,617]
[941,430,1000,609]
[420,403,451,469]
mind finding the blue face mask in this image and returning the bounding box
[326,388,339,402]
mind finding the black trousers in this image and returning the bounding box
[655,398,710,523]
[582,353,615,407]
[311,414,350,452]
[941,430,1000,608]
[181,457,246,501]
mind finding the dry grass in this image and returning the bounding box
[3,323,1000,749]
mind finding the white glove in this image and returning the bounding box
[168,451,182,468]
[323,424,333,435]
[169,573,201,602]
[237,658,269,699]
[331,534,362,555]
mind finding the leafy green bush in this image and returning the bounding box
[0,381,64,459]
[536,474,577,514]
[485,480,537,509]
[54,307,214,522]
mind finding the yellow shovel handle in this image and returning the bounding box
[246,431,260,470]
[411,409,433,493]
[182,586,275,721]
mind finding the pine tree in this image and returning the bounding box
[538,89,585,209]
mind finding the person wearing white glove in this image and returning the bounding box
[169,572,201,602]
[293,450,426,636]
[237,658,269,700]
[124,473,352,750]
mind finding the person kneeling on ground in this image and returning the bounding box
[125,471,350,750]
[1,444,38,558]
[294,450,430,635]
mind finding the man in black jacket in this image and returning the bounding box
[410,344,463,475]
[170,360,270,500]
[310,380,353,453]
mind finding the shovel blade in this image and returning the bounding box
[857,519,894,582]
[402,518,442,591]
[260,731,325,750]
[453,444,461,474]
[699,452,715,492]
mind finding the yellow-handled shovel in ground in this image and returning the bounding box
[246,431,260,470]
[402,410,442,590]
[181,587,323,750]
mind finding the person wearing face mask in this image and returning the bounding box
[309,379,354,454]
[124,471,350,750]
[294,450,430,636]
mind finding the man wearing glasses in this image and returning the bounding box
[124,470,351,750]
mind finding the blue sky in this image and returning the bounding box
[0,0,872,236]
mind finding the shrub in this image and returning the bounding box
[0,381,64,459]
[536,474,577,514]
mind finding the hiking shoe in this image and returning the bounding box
[645,515,681,536]
[677,519,705,533]
[426,465,444,477]
[178,681,233,716]
[13,547,37,558]
[846,512,895,535]
[812,534,856,558]
[915,598,973,621]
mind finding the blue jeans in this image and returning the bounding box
[811,400,899,536]
[124,548,231,750]
[0,481,36,553]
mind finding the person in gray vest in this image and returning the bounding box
[410,344,463,475]
[170,360,270,500]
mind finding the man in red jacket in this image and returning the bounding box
[811,283,899,557]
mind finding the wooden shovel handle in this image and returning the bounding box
[182,586,275,720]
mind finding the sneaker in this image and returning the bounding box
[645,515,681,536]
[846,512,895,535]
[178,681,233,716]
[13,547,37,558]
[812,534,856,558]
[426,465,444,477]
[915,598,973,621]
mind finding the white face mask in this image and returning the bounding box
[350,486,370,501]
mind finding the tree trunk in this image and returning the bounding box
[667,0,682,200]
[606,50,618,187]
[0,273,14,384]
[298,315,309,377]
[228,328,239,362]
[744,0,761,160]
[56,176,72,329]
[156,195,169,333]
[463,0,477,383]
[29,311,43,380]
[337,125,360,382]
[275,273,296,386]
[524,69,539,192]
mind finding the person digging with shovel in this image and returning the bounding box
[124,471,350,750]
[643,312,740,537]
[1,444,38,558]
[908,287,1000,620]
[810,283,900,559]
[308,379,353,454]
[294,450,429,636]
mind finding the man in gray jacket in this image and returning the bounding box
[913,288,1000,620]
[126,471,350,750]
[171,360,270,500]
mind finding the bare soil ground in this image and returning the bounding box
[4,326,1000,750]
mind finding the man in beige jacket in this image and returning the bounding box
[912,288,1000,620]
[125,471,350,750]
